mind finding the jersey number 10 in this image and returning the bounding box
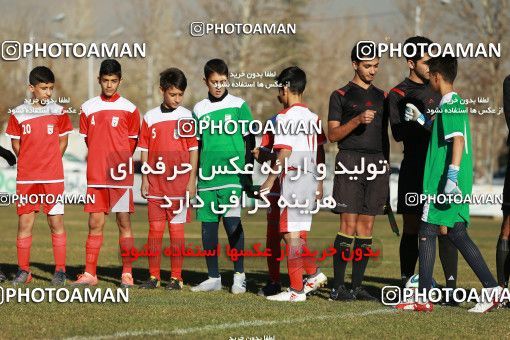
[22,124,31,135]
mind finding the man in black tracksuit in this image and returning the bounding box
[387,36,458,304]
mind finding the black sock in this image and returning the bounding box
[418,222,437,291]
[496,238,510,287]
[223,217,244,273]
[202,222,220,278]
[399,233,418,286]
[438,234,458,289]
[447,223,497,288]
[351,237,372,289]
[333,233,354,288]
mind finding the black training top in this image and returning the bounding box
[328,81,388,154]
[387,77,441,159]
[504,75,510,145]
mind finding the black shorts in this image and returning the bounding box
[331,150,389,216]
[502,150,510,214]
[397,155,426,215]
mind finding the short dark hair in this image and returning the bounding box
[275,66,306,94]
[403,36,433,63]
[204,58,229,79]
[426,56,457,83]
[29,66,55,85]
[351,42,379,63]
[99,59,122,78]
[159,68,187,91]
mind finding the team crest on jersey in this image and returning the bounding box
[225,114,231,121]
[47,124,54,135]
[112,116,119,127]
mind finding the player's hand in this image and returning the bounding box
[443,165,462,195]
[141,179,149,199]
[260,178,275,196]
[357,110,376,124]
[444,178,462,195]
[251,147,260,161]
[404,103,426,125]
[315,181,323,200]
[186,182,197,199]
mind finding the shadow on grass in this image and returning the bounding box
[0,262,396,299]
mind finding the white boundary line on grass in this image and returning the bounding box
[64,308,396,339]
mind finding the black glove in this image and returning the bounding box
[0,146,16,166]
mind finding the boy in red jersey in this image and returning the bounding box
[137,68,198,290]
[5,66,73,286]
[253,115,283,297]
[72,59,140,287]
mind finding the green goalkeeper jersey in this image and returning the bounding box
[422,92,473,227]
[193,93,253,191]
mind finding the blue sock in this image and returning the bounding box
[202,222,220,278]
[223,217,244,273]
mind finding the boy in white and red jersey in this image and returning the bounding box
[5,66,73,286]
[253,115,283,297]
[73,59,141,287]
[137,68,198,290]
[259,66,328,302]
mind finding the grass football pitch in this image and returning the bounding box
[0,204,508,339]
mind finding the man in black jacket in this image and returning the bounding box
[0,144,16,282]
[498,75,510,290]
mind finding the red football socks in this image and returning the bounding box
[51,232,66,272]
[85,234,103,276]
[16,235,32,272]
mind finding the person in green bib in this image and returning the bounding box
[396,56,501,313]
[190,59,255,294]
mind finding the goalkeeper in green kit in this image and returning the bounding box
[396,56,502,313]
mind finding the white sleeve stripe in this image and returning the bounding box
[5,133,20,139]
[128,135,139,139]
[137,147,148,151]
[444,132,464,140]
[188,146,199,151]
